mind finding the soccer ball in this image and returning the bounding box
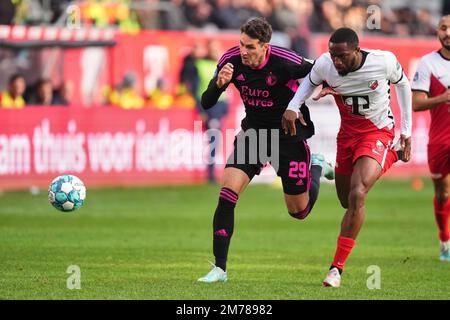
[48,175,86,212]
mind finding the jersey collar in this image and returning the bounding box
[351,50,369,73]
[437,49,450,61]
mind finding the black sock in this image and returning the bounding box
[288,165,322,220]
[308,165,322,211]
[330,265,343,275]
[213,187,238,271]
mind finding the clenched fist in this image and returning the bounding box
[216,63,234,88]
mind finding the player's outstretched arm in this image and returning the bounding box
[393,73,413,162]
[201,63,234,110]
[412,89,450,112]
[283,76,317,135]
[411,56,450,112]
[312,86,338,101]
[385,51,412,161]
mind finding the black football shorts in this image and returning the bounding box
[225,129,311,195]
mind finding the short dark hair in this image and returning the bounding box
[9,73,24,84]
[240,17,272,43]
[36,78,52,88]
[329,28,359,48]
[439,15,450,26]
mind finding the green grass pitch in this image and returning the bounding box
[1,178,449,300]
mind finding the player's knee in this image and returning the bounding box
[288,205,311,220]
[349,186,367,203]
[221,169,249,195]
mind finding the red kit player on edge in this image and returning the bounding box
[412,15,450,262]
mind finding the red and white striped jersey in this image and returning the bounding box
[309,49,405,137]
[411,51,450,145]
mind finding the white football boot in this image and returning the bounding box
[440,240,450,262]
[198,264,228,283]
[311,153,335,180]
[323,267,341,288]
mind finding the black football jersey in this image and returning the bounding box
[202,45,314,140]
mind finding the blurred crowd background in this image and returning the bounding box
[1,0,447,35]
[0,0,449,109]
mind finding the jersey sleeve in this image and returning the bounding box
[411,58,431,93]
[213,46,240,85]
[308,54,327,86]
[384,51,404,84]
[217,46,239,69]
[201,47,239,110]
[289,56,314,79]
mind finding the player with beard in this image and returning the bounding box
[411,15,450,261]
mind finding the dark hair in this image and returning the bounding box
[36,78,52,88]
[329,28,359,48]
[439,15,450,26]
[240,17,272,43]
[9,73,24,84]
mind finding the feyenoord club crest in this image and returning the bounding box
[368,80,378,90]
[266,72,277,86]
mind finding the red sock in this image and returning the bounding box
[331,236,355,270]
[434,197,450,242]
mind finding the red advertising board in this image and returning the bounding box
[0,32,442,190]
[0,107,235,190]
